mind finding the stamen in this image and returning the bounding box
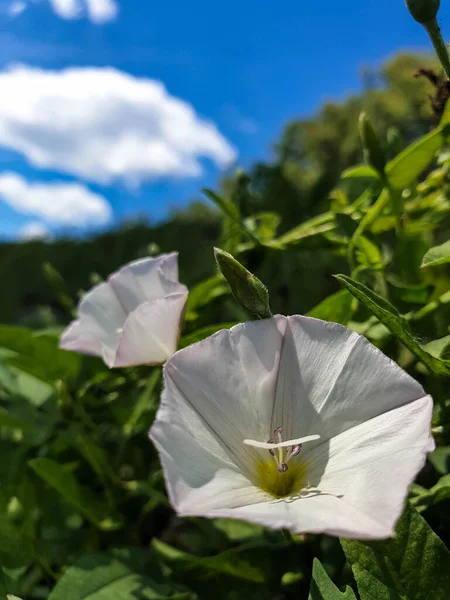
[286,444,302,463]
[275,428,284,468]
[244,430,320,475]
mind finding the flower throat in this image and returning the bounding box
[244,427,319,499]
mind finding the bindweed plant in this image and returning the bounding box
[1,2,450,599]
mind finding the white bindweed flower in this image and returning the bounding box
[60,253,188,367]
[150,315,434,539]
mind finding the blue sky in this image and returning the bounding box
[0,0,449,239]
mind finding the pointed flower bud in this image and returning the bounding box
[405,0,440,25]
[214,247,272,319]
[359,112,387,176]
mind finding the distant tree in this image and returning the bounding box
[223,53,440,230]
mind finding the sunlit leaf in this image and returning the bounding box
[411,475,450,512]
[308,558,356,599]
[341,502,450,600]
[386,126,445,190]
[48,549,192,600]
[335,274,450,375]
[341,164,379,180]
[421,240,450,268]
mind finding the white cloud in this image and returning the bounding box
[49,0,82,20]
[0,173,112,225]
[8,0,118,23]
[8,1,27,17]
[0,65,237,185]
[18,221,51,240]
[84,0,118,23]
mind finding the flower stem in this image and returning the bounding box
[424,19,450,79]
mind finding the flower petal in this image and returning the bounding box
[197,492,393,539]
[161,317,288,467]
[150,371,268,514]
[273,316,426,443]
[60,281,126,365]
[114,292,188,367]
[304,393,434,538]
[109,253,186,313]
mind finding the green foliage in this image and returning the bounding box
[341,502,450,600]
[48,549,193,599]
[421,239,450,267]
[0,48,450,600]
[308,559,356,599]
[335,275,450,375]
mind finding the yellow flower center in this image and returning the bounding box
[243,426,319,499]
[256,457,309,498]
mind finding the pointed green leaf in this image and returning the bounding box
[421,239,450,268]
[386,127,444,190]
[335,274,450,375]
[411,474,450,512]
[341,164,379,180]
[123,368,161,437]
[308,559,356,600]
[354,236,383,269]
[341,502,450,600]
[422,335,450,358]
[203,189,260,244]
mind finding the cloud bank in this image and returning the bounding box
[0,65,236,185]
[0,173,112,226]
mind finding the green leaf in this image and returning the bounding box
[359,112,387,175]
[411,474,450,512]
[277,215,336,246]
[179,323,238,348]
[0,327,81,385]
[341,502,450,600]
[421,239,450,268]
[123,368,161,437]
[335,274,450,375]
[185,275,230,316]
[0,516,33,570]
[341,164,379,180]
[153,538,305,600]
[386,126,444,190]
[203,188,260,244]
[307,290,354,325]
[28,458,119,530]
[422,335,450,358]
[244,212,281,241]
[308,559,356,600]
[48,549,192,600]
[0,408,33,432]
[354,236,383,269]
[429,446,450,475]
[0,359,54,406]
